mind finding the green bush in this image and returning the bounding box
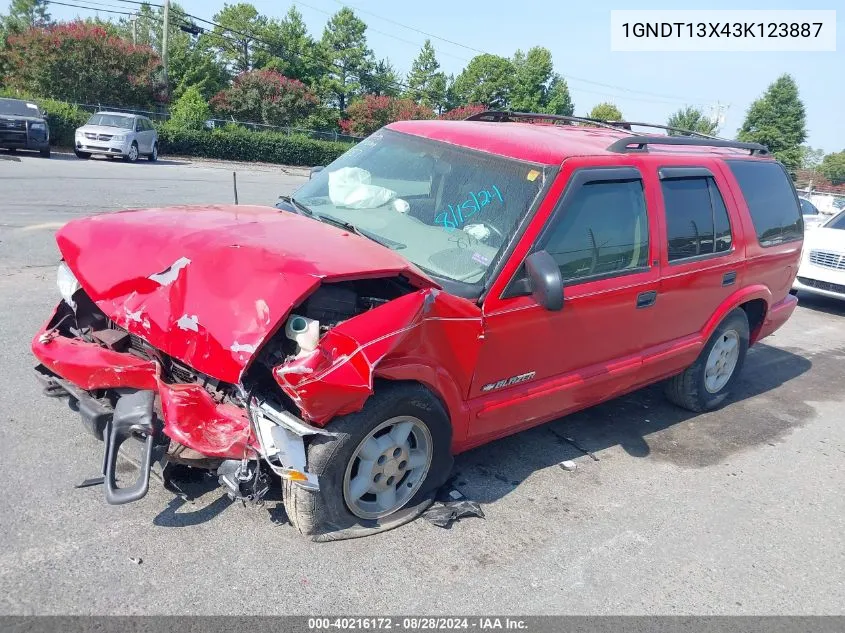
[156,125,352,166]
[39,98,89,147]
[168,86,210,131]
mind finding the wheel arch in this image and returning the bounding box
[702,285,771,345]
[372,364,470,449]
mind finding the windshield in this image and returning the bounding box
[0,98,40,117]
[293,129,552,284]
[86,113,134,129]
[824,210,845,230]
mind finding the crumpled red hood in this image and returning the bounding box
[57,205,435,384]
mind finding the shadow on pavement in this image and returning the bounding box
[795,291,845,317]
[451,342,840,504]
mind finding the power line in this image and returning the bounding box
[294,0,471,64]
[331,0,714,105]
[44,0,134,17]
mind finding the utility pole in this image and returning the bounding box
[130,12,137,45]
[161,0,171,92]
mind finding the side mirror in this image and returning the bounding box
[309,166,325,179]
[524,250,564,311]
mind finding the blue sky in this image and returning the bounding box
[40,0,844,152]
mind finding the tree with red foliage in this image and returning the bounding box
[438,104,487,121]
[210,69,318,127]
[1,22,163,105]
[340,95,434,136]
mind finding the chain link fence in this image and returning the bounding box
[71,102,363,144]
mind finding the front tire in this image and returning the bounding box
[664,308,750,412]
[40,148,51,158]
[124,142,139,163]
[284,383,453,541]
[74,150,91,159]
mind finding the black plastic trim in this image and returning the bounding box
[608,135,769,156]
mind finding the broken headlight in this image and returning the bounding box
[57,261,81,310]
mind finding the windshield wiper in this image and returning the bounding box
[313,213,406,251]
[280,196,315,217]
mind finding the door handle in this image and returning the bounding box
[636,290,657,309]
[722,271,737,286]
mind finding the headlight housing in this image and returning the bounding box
[30,122,46,131]
[57,261,81,310]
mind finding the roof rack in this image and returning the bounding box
[463,110,646,135]
[607,135,769,156]
[463,109,770,156]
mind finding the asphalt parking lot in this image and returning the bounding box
[1,151,844,615]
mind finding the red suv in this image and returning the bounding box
[32,112,803,540]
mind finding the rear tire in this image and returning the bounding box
[40,148,51,158]
[74,150,91,159]
[147,143,158,162]
[283,383,453,542]
[664,308,750,412]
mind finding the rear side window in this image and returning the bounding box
[726,160,802,246]
[661,177,732,262]
[542,179,649,282]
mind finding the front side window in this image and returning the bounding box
[292,129,553,285]
[541,179,650,282]
[726,160,802,246]
[661,176,732,262]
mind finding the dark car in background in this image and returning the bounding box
[0,98,50,158]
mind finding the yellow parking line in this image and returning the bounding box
[20,222,66,231]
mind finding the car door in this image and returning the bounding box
[467,164,664,445]
[653,165,746,359]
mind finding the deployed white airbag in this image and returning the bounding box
[328,167,396,209]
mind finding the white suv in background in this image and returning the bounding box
[74,112,159,163]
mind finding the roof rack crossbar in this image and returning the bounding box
[463,110,647,135]
[606,135,769,156]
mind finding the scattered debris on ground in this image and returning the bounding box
[422,481,484,528]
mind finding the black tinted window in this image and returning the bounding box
[543,179,649,282]
[799,198,817,215]
[662,177,732,261]
[727,160,802,246]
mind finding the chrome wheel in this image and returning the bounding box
[704,330,740,393]
[127,143,138,162]
[343,416,433,520]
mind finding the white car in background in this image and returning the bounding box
[74,112,158,163]
[799,197,826,230]
[793,210,845,301]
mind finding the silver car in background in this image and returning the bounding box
[74,112,159,162]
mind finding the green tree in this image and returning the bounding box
[588,102,623,121]
[363,58,401,97]
[1,0,51,35]
[211,3,269,73]
[318,7,373,112]
[800,145,825,170]
[666,106,719,136]
[405,40,446,111]
[168,85,210,130]
[262,7,321,87]
[451,54,514,109]
[819,151,845,184]
[116,3,227,100]
[737,74,806,170]
[545,76,574,116]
